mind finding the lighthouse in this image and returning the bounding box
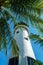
[8,22,36,65]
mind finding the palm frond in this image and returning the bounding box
[29,33,43,47]
[0,0,10,8]
[5,22,19,55]
[0,16,18,54]
[29,15,43,33]
[8,0,43,34]
[33,60,43,65]
[35,0,43,8]
[1,0,43,28]
[0,0,43,56]
[11,38,19,56]
[9,0,42,16]
[1,6,17,24]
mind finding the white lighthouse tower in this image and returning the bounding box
[8,22,36,65]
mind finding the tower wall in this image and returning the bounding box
[14,25,36,60]
[8,24,36,65]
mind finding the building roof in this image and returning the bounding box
[14,22,29,27]
[14,22,29,33]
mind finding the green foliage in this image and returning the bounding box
[33,60,43,65]
[29,33,43,47]
[0,1,43,64]
[9,0,43,34]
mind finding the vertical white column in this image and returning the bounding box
[19,56,27,65]
[14,25,36,65]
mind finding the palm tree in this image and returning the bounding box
[0,0,43,64]
[0,0,19,55]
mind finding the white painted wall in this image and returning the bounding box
[9,25,36,65]
[14,27,36,60]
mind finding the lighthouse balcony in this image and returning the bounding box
[8,56,35,65]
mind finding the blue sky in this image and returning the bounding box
[0,51,8,65]
[29,24,43,62]
[0,16,43,65]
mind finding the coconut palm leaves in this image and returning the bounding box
[0,0,43,33]
[35,0,43,8]
[0,0,43,56]
[9,0,40,14]
[0,0,18,55]
[9,0,43,33]
[0,0,10,8]
[30,33,43,47]
[33,60,43,65]
[0,17,18,55]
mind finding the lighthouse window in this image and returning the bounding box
[16,31,19,33]
[8,57,18,65]
[27,57,35,65]
[24,37,28,40]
